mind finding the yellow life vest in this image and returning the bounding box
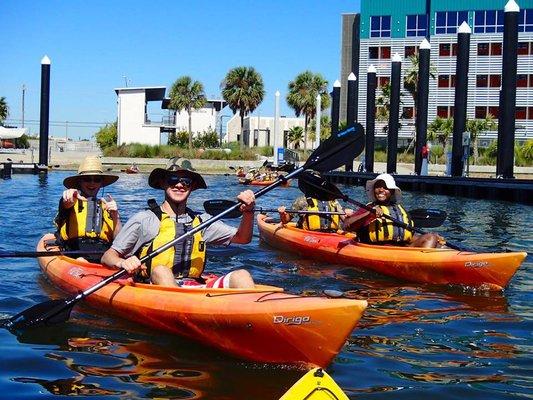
[364,203,414,243]
[301,198,340,231]
[138,207,206,279]
[57,198,115,243]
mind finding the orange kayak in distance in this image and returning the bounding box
[257,214,526,291]
[36,234,367,367]
[238,178,290,187]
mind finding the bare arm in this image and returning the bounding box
[101,247,142,274]
[231,190,256,244]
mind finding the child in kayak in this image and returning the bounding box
[343,173,443,248]
[54,156,121,261]
[101,160,256,288]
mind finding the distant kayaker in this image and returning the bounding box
[343,173,444,248]
[101,160,256,288]
[278,196,346,232]
[54,156,121,261]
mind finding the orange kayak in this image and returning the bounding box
[238,179,290,187]
[36,234,367,367]
[257,215,527,291]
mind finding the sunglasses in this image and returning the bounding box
[81,176,103,183]
[166,175,194,188]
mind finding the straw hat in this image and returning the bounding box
[365,173,402,203]
[148,158,207,190]
[63,156,119,189]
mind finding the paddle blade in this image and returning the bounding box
[298,170,345,201]
[203,199,242,218]
[410,208,447,228]
[3,299,73,330]
[303,123,365,172]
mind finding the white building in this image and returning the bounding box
[114,86,226,146]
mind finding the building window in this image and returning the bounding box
[477,42,503,56]
[489,75,501,88]
[435,11,469,34]
[528,107,533,119]
[369,46,391,59]
[475,106,487,119]
[518,9,533,33]
[406,14,428,37]
[477,43,489,56]
[529,75,533,87]
[517,42,530,55]
[404,45,418,57]
[437,106,454,118]
[474,10,504,33]
[370,15,391,37]
[439,43,458,57]
[517,74,528,87]
[488,106,499,118]
[516,106,527,119]
[378,76,390,88]
[490,43,502,55]
[477,75,488,87]
[402,107,415,119]
[438,75,456,88]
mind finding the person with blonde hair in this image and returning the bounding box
[54,156,121,260]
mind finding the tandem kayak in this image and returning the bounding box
[280,368,348,400]
[36,234,367,367]
[257,214,527,291]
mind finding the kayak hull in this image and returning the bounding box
[238,179,290,187]
[257,215,526,291]
[36,234,367,367]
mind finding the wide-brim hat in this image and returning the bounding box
[148,158,207,190]
[63,156,119,189]
[365,173,402,203]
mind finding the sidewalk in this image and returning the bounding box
[1,150,531,178]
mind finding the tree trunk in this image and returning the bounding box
[188,111,193,151]
[473,134,479,164]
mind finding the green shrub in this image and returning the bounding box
[95,122,117,150]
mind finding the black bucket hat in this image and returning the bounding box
[148,158,207,190]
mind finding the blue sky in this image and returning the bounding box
[1,0,360,140]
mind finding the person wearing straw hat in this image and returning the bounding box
[54,156,121,260]
[101,160,256,288]
[343,173,443,248]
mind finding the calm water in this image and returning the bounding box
[0,171,531,399]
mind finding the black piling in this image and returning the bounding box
[345,73,357,171]
[38,55,51,167]
[387,53,401,174]
[331,80,341,135]
[415,38,431,175]
[451,22,471,177]
[497,0,519,179]
[365,65,377,173]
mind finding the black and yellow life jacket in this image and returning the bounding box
[138,203,206,279]
[359,203,414,244]
[56,198,115,243]
[300,198,341,231]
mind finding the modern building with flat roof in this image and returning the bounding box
[341,0,533,146]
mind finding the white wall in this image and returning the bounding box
[117,90,161,145]
[174,103,218,134]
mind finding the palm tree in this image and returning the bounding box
[287,126,304,149]
[221,66,265,149]
[375,83,404,132]
[308,115,331,142]
[466,114,497,163]
[168,76,207,150]
[403,54,436,113]
[286,71,330,152]
[0,97,9,125]
[428,117,454,149]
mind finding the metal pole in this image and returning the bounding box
[345,72,357,171]
[451,22,471,177]
[387,53,402,174]
[21,84,26,128]
[331,80,341,135]
[498,0,519,179]
[365,65,377,173]
[315,94,321,149]
[39,55,51,167]
[274,91,280,166]
[415,38,431,175]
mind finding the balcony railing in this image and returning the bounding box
[144,114,176,127]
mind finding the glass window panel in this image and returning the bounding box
[475,11,484,26]
[526,25,533,32]
[476,75,488,87]
[451,75,456,87]
[436,27,445,34]
[407,15,416,29]
[497,26,504,33]
[382,16,391,30]
[448,12,458,26]
[371,31,380,37]
[448,27,457,34]
[371,16,380,30]
[489,107,499,118]
[517,74,528,87]
[526,9,533,24]
[490,75,501,87]
[515,107,526,119]
[475,107,486,119]
[369,47,379,59]
[490,43,502,55]
[419,16,427,29]
[438,75,450,87]
[497,10,505,25]
[381,46,391,59]
[407,31,415,37]
[437,106,448,118]
[478,43,489,55]
[486,10,496,25]
[517,42,529,55]
[459,11,468,25]
[452,43,458,56]
[439,43,450,56]
[486,26,496,33]
[528,107,533,120]
[474,27,484,33]
[436,12,446,26]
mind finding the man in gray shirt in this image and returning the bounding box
[101,162,256,288]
